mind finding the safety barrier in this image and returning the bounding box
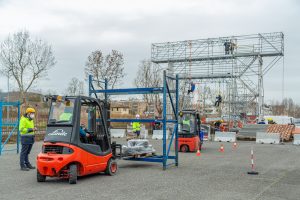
[140,128,148,139]
[214,131,236,142]
[256,132,280,144]
[152,130,169,140]
[293,134,300,145]
[201,124,211,141]
[110,129,126,138]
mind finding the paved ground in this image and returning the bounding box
[1,139,300,200]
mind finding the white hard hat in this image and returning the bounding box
[136,114,140,118]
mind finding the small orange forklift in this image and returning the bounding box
[178,110,203,152]
[36,95,121,184]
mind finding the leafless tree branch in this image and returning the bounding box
[0,30,56,102]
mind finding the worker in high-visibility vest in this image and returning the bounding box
[132,114,141,138]
[59,106,73,121]
[19,107,37,171]
[182,116,191,132]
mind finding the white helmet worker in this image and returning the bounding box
[136,114,140,119]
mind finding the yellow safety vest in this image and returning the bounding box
[183,120,190,126]
[132,122,141,132]
[19,116,35,135]
[59,113,73,121]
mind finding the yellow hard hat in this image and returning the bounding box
[26,107,36,114]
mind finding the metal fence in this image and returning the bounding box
[0,102,21,155]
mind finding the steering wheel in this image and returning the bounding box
[85,130,94,135]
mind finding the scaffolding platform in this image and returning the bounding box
[152,32,284,64]
[151,32,284,118]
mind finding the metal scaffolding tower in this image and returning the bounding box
[89,71,179,170]
[151,32,284,120]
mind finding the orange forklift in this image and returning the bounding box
[36,95,121,184]
[178,110,203,152]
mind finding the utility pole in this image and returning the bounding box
[257,55,264,121]
[6,71,10,134]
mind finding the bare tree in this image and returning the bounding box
[85,50,125,90]
[0,30,56,102]
[134,60,163,116]
[270,98,300,118]
[66,77,85,96]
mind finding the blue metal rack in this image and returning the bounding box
[89,71,179,170]
[0,101,21,156]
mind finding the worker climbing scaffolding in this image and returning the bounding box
[188,82,196,94]
[215,94,222,107]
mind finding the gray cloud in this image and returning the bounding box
[0,0,299,103]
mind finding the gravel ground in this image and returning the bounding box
[0,139,300,200]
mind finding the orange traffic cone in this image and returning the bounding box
[233,142,237,149]
[219,144,224,152]
[196,149,201,156]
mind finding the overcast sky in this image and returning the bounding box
[0,0,299,103]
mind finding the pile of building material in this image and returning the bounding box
[267,124,295,141]
[122,139,156,157]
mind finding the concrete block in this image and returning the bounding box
[152,130,169,140]
[214,131,236,142]
[293,134,300,145]
[256,132,280,144]
[110,129,125,138]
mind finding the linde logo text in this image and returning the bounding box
[48,129,68,136]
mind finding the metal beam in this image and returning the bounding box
[152,52,282,64]
[91,87,164,95]
[177,74,238,80]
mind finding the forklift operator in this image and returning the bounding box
[80,124,90,143]
[182,116,191,131]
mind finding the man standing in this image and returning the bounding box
[132,114,141,138]
[224,40,230,55]
[19,108,37,171]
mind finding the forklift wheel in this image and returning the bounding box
[180,145,189,152]
[105,159,118,176]
[37,170,46,182]
[69,164,78,184]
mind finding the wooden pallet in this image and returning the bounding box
[124,153,154,159]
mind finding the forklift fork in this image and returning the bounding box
[111,141,122,159]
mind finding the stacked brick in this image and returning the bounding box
[267,124,295,141]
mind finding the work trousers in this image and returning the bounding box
[20,143,33,167]
[135,131,141,138]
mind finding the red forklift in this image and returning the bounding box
[178,110,203,152]
[36,95,121,184]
